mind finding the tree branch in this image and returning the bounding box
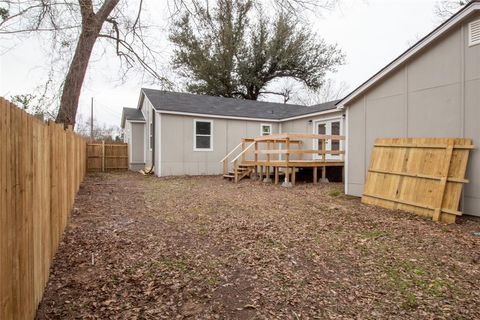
[78,0,93,20]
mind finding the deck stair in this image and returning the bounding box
[223,164,255,182]
[220,140,256,183]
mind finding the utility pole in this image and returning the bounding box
[90,97,94,141]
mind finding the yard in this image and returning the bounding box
[37,172,480,319]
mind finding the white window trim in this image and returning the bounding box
[260,123,272,136]
[193,119,213,151]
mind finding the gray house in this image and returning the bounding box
[122,0,479,217]
[121,89,345,175]
[339,1,480,217]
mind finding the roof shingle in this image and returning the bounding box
[121,107,145,128]
[141,89,339,120]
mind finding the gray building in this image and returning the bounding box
[339,1,480,217]
[121,89,344,176]
[121,1,479,217]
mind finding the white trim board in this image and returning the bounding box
[156,112,162,177]
[337,2,480,108]
[344,106,349,195]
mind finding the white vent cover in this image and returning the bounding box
[469,19,480,47]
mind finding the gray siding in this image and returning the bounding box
[158,114,279,176]
[130,123,145,164]
[125,121,146,171]
[345,13,480,216]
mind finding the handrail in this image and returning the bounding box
[255,133,345,141]
[220,142,243,163]
[231,142,255,163]
[256,149,345,155]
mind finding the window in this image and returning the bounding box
[194,119,213,151]
[331,121,340,152]
[261,124,272,136]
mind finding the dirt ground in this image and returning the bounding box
[36,172,480,319]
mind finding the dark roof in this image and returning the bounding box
[121,107,145,128]
[337,0,480,106]
[140,88,339,120]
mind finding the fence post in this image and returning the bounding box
[102,140,105,172]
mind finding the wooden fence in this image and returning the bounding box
[87,142,128,171]
[362,138,474,224]
[0,98,87,320]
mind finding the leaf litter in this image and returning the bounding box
[36,172,480,319]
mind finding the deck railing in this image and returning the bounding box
[221,133,345,184]
[253,133,345,162]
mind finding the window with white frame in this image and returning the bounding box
[194,119,213,151]
[261,124,272,136]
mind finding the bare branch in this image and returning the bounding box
[433,0,466,20]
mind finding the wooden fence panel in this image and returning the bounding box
[87,142,128,172]
[0,97,87,320]
[362,137,474,224]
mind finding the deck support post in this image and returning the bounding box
[263,167,272,183]
[275,166,279,184]
[264,141,272,182]
[320,166,329,183]
[313,167,318,184]
[291,167,296,186]
[223,160,228,176]
[234,160,239,183]
[259,165,264,181]
[282,138,292,187]
[282,166,292,188]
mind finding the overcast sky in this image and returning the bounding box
[0,0,444,128]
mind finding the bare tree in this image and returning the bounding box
[273,78,348,105]
[434,0,466,20]
[0,0,339,127]
[75,113,122,141]
[0,0,169,127]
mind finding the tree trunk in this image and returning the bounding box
[56,23,101,127]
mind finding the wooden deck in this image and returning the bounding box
[221,133,345,185]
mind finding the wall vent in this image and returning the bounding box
[469,19,480,47]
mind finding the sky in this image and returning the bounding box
[0,0,445,128]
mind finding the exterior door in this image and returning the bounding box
[313,118,342,161]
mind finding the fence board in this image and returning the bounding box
[0,97,87,320]
[362,138,474,224]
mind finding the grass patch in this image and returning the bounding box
[385,260,450,309]
[328,189,342,197]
